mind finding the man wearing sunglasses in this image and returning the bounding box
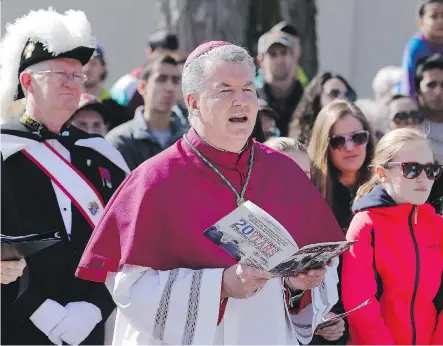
[0,9,129,345]
[387,94,423,130]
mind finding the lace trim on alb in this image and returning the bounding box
[182,270,203,345]
[152,268,179,340]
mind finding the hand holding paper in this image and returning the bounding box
[0,258,26,284]
[315,312,345,341]
[316,298,372,330]
[222,263,272,299]
[202,201,355,276]
[285,266,328,291]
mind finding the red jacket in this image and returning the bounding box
[341,186,443,345]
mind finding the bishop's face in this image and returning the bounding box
[193,60,259,151]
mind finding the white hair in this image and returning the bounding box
[24,60,51,73]
[372,66,403,104]
[17,61,52,99]
[181,44,256,119]
[354,98,389,135]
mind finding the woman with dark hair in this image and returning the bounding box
[289,72,357,144]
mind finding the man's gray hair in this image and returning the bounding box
[24,60,51,73]
[20,61,51,98]
[182,44,256,116]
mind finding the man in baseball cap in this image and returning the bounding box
[71,93,111,136]
[257,31,293,56]
[256,30,304,137]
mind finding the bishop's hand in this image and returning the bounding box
[221,264,271,299]
[286,261,333,291]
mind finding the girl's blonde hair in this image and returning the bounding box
[354,127,431,202]
[264,137,307,154]
[308,100,375,206]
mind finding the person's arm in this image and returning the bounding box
[287,259,340,345]
[105,265,224,345]
[401,37,423,97]
[341,212,396,344]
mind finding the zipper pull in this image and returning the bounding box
[414,205,418,225]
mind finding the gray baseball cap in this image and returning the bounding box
[258,31,293,55]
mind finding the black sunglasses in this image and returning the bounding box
[383,162,443,180]
[328,130,369,150]
[327,89,357,102]
[391,111,424,124]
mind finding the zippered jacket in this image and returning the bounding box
[341,186,443,345]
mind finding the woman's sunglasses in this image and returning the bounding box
[383,162,443,180]
[328,130,369,150]
[327,89,357,102]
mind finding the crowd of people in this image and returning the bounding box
[1,0,442,345]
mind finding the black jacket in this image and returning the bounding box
[105,106,188,170]
[1,119,127,345]
[429,174,443,214]
[256,80,303,137]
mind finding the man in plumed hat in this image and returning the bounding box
[0,8,129,345]
[77,41,345,345]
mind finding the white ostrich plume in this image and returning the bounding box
[0,8,95,118]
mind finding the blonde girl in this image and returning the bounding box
[341,128,443,345]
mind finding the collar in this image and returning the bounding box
[133,106,185,140]
[184,128,253,170]
[19,114,79,140]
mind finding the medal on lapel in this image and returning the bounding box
[98,166,112,188]
[88,201,100,215]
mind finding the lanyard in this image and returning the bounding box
[183,134,254,206]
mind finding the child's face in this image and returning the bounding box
[420,2,443,40]
[286,150,311,178]
[382,140,436,205]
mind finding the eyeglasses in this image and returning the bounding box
[328,130,369,150]
[391,111,424,124]
[326,89,357,102]
[32,70,88,84]
[383,162,443,180]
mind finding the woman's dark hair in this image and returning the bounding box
[251,117,266,143]
[288,72,356,145]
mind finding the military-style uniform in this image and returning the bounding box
[0,9,130,344]
[1,116,128,344]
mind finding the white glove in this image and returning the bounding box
[30,299,68,342]
[48,301,102,345]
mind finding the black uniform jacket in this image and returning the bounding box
[1,118,128,345]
